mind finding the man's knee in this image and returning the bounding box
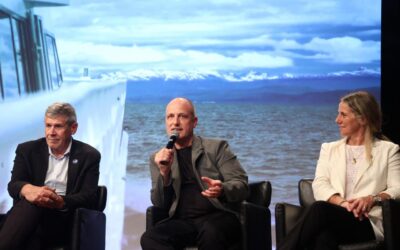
[0,236,23,250]
[197,224,220,242]
[197,219,240,249]
[140,230,166,250]
[0,200,44,250]
[140,230,154,247]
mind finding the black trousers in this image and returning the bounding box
[0,199,72,250]
[278,201,376,250]
[141,210,241,250]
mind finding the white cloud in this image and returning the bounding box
[58,41,293,73]
[180,34,300,49]
[36,0,380,46]
[302,36,380,63]
[58,41,166,65]
[35,0,381,76]
[156,34,379,65]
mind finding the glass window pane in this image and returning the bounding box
[0,16,19,99]
[45,34,60,89]
[11,19,26,95]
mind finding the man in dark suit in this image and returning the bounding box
[0,102,100,250]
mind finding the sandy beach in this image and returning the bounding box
[122,207,146,250]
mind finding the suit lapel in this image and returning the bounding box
[336,140,347,196]
[190,136,226,210]
[67,140,80,194]
[37,139,50,184]
[191,136,205,188]
[191,136,203,171]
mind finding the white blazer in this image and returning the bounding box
[312,138,400,240]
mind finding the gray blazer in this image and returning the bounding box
[149,135,248,218]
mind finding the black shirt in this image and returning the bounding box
[174,147,217,219]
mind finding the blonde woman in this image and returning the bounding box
[279,91,400,250]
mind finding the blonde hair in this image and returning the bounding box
[341,91,388,162]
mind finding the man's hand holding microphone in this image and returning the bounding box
[154,129,223,197]
[155,130,179,185]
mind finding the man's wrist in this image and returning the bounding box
[19,183,31,199]
[161,173,172,186]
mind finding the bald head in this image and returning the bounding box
[166,98,196,118]
[165,97,198,148]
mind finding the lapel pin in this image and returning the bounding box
[72,159,78,164]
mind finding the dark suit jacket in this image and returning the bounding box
[7,138,101,210]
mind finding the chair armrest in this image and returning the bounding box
[383,199,400,250]
[95,186,107,212]
[247,181,272,207]
[275,202,303,246]
[71,208,106,250]
[240,201,271,250]
[146,206,169,230]
[338,241,383,250]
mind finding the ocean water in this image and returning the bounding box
[122,101,339,248]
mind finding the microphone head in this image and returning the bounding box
[170,130,179,139]
[165,130,179,149]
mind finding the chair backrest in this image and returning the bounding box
[247,181,272,207]
[298,179,315,207]
[95,186,107,212]
[382,199,400,250]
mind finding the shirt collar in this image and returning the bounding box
[48,140,72,159]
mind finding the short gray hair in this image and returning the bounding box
[45,102,77,125]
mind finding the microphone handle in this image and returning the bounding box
[165,138,175,149]
[160,134,178,165]
[160,136,177,165]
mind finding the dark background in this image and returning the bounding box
[381,0,399,145]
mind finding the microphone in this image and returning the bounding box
[165,130,179,149]
[160,131,179,165]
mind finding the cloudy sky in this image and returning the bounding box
[35,0,381,80]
